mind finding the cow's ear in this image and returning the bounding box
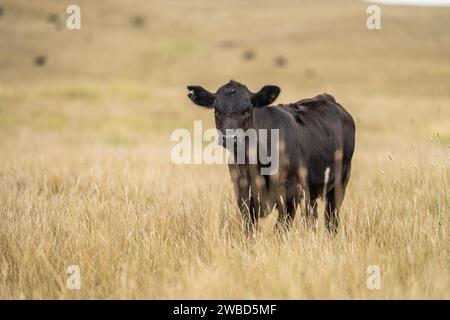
[187,86,215,108]
[252,85,280,107]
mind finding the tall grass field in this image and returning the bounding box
[0,0,449,299]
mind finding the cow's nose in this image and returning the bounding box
[222,134,238,145]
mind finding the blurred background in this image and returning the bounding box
[1,0,449,144]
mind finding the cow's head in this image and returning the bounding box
[187,80,280,145]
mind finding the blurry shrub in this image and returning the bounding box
[34,55,47,66]
[274,55,287,67]
[220,39,239,49]
[47,13,62,30]
[47,13,58,23]
[243,50,255,61]
[131,15,145,27]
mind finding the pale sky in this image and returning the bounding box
[366,0,450,6]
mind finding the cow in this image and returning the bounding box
[187,80,355,235]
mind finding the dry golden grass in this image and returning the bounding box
[0,0,449,299]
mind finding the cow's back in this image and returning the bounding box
[254,94,355,198]
[292,94,355,197]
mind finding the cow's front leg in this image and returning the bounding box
[238,194,258,236]
[234,175,258,236]
[229,165,259,236]
[302,198,318,230]
[275,196,296,236]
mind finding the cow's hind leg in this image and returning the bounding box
[275,196,297,236]
[324,189,340,235]
[303,198,318,230]
[238,194,258,237]
[324,165,350,235]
